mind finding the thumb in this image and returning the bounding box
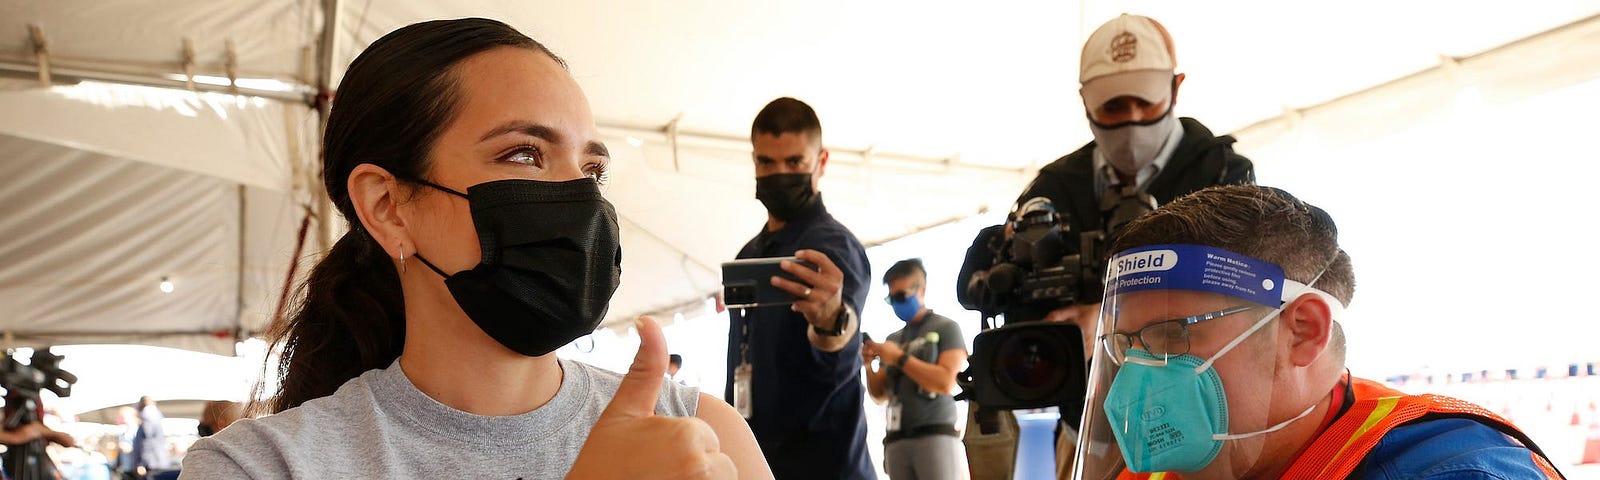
[601,316,668,420]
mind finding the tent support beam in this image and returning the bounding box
[0,60,313,104]
[598,120,1031,175]
[1231,11,1600,140]
[312,0,342,252]
[28,25,49,85]
[236,185,248,340]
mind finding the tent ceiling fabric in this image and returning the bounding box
[0,83,317,193]
[5,1,1600,350]
[0,135,304,355]
[0,1,321,83]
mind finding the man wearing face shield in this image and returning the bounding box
[1073,185,1562,480]
[725,97,876,479]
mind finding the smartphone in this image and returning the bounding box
[722,256,818,309]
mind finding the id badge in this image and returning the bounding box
[733,363,754,419]
[886,398,903,432]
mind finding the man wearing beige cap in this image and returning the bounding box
[955,13,1255,480]
[1023,13,1254,214]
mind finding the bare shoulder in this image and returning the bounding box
[693,393,773,480]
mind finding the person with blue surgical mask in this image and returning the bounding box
[1070,185,1562,480]
[862,258,970,480]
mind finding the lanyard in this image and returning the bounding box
[738,308,750,365]
[891,320,922,393]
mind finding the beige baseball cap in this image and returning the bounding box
[1079,14,1177,109]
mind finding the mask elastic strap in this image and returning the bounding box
[1212,402,1318,441]
[1200,263,1342,441]
[411,178,469,199]
[399,178,466,280]
[410,252,453,279]
[1194,267,1332,374]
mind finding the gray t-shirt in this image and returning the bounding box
[884,311,967,432]
[179,359,698,479]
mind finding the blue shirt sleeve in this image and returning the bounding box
[1358,417,1557,480]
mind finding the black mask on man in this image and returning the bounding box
[755,172,817,221]
[410,178,622,357]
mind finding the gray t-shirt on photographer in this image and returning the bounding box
[885,311,967,433]
[178,359,698,479]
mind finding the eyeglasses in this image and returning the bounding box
[1100,305,1256,364]
[885,286,920,304]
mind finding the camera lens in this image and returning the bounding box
[990,329,1070,403]
[725,285,755,306]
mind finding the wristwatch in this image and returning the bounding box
[814,305,851,337]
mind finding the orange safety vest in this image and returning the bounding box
[1115,377,1562,480]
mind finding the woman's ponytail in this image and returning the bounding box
[257,228,404,413]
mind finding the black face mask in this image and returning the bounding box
[410,178,622,357]
[755,172,816,221]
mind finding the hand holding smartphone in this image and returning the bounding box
[721,256,819,308]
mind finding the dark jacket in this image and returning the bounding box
[955,118,1255,430]
[724,196,875,480]
[1014,117,1255,234]
[959,117,1255,311]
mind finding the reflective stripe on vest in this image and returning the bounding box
[1281,377,1561,479]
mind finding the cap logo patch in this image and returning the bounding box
[1110,32,1138,63]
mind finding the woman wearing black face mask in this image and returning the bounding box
[178,18,769,480]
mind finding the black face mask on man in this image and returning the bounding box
[755,172,817,222]
[409,178,622,357]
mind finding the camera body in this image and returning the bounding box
[956,192,1156,413]
[963,197,1109,322]
[1,349,77,404]
[2,348,77,480]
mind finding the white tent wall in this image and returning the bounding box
[1230,15,1600,375]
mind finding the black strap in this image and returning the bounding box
[883,424,959,443]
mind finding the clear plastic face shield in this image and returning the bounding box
[1073,244,1344,479]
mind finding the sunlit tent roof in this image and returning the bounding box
[3,1,1599,355]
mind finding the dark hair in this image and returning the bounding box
[751,97,822,146]
[883,258,927,285]
[1109,185,1355,305]
[257,18,563,414]
[668,354,683,367]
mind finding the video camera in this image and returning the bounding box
[2,348,78,480]
[1,349,76,403]
[955,191,1156,413]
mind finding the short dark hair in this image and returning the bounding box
[668,354,683,367]
[751,97,822,146]
[1110,185,1355,305]
[883,258,927,285]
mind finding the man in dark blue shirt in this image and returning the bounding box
[724,97,874,479]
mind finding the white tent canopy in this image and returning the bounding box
[3,1,1600,354]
